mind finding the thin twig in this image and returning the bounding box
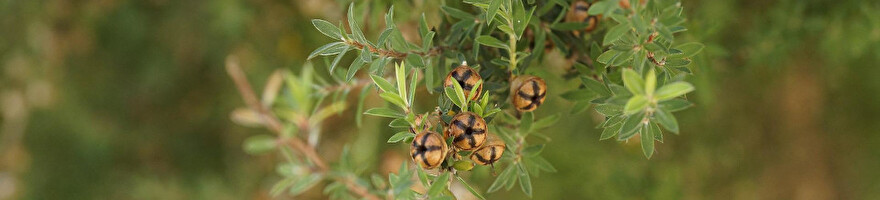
[345,40,444,59]
[226,56,381,200]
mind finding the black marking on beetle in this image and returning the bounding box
[575,4,589,12]
[473,151,490,164]
[488,146,497,163]
[517,80,546,110]
[451,69,474,91]
[452,114,485,148]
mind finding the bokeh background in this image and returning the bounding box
[1,0,879,199]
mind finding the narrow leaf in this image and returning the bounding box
[655,82,694,101]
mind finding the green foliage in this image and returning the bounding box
[255,0,704,199]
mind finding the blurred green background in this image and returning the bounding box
[1,0,879,199]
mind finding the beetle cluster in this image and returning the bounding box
[410,63,547,171]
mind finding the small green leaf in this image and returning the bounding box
[560,89,596,101]
[486,0,502,26]
[359,46,372,62]
[469,80,483,101]
[655,82,695,101]
[581,77,612,97]
[594,104,623,116]
[356,85,370,127]
[419,13,430,37]
[522,144,544,157]
[395,63,407,102]
[518,164,533,197]
[452,160,475,171]
[425,61,434,94]
[348,3,366,42]
[600,122,622,140]
[488,164,516,192]
[364,108,403,118]
[497,24,515,36]
[596,50,620,64]
[587,1,611,15]
[645,68,657,97]
[328,46,350,72]
[370,75,396,94]
[531,114,560,131]
[622,68,645,95]
[308,42,346,60]
[445,87,464,109]
[618,112,645,140]
[457,176,487,200]
[654,108,679,134]
[659,99,693,112]
[632,13,647,34]
[530,156,557,172]
[671,42,705,58]
[604,23,630,46]
[311,19,343,40]
[451,77,468,110]
[346,59,364,82]
[441,6,475,20]
[624,95,649,115]
[610,50,635,66]
[476,35,509,49]
[428,172,450,196]
[387,131,413,143]
[641,123,655,159]
[379,92,407,109]
[270,178,296,197]
[243,134,277,155]
[520,112,533,133]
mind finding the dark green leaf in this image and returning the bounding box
[600,122,622,140]
[550,22,590,31]
[618,112,644,140]
[581,77,612,97]
[442,6,475,20]
[587,1,611,15]
[654,108,679,134]
[560,89,596,101]
[487,0,502,26]
[475,35,509,49]
[522,144,544,157]
[604,23,630,46]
